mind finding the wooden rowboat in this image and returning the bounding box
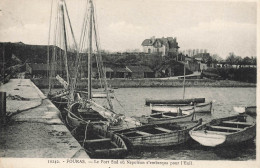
[245,106,256,117]
[77,124,128,158]
[136,109,195,125]
[189,114,256,147]
[65,102,109,129]
[66,102,140,130]
[114,119,202,148]
[233,106,256,117]
[145,98,205,106]
[151,102,212,114]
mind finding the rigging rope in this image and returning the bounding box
[69,0,90,101]
[83,121,90,146]
[92,2,113,110]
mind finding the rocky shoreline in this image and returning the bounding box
[32,78,256,88]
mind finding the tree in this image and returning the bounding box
[251,56,256,65]
[242,56,251,65]
[211,54,223,62]
[226,52,236,65]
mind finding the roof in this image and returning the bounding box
[111,67,129,73]
[194,53,210,58]
[157,64,170,71]
[29,63,47,71]
[126,65,153,73]
[91,67,113,73]
[142,36,179,48]
[195,57,203,61]
[104,67,113,72]
[141,39,154,46]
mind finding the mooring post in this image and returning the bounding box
[0,92,7,125]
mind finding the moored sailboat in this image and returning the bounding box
[66,0,140,131]
[46,0,78,110]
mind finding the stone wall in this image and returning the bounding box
[32,78,256,89]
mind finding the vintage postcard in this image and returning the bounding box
[0,0,258,168]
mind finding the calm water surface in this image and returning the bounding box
[42,87,256,160]
[106,87,256,160]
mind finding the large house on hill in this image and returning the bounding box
[141,36,179,56]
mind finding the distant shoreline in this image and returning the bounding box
[32,78,256,89]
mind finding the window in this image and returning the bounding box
[148,48,151,53]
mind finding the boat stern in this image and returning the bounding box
[189,130,226,147]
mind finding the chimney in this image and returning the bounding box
[151,36,155,43]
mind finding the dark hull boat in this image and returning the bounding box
[189,113,256,147]
[65,102,110,129]
[76,124,128,158]
[245,106,257,117]
[50,95,68,110]
[66,101,139,131]
[65,0,140,131]
[114,119,202,148]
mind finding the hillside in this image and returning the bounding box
[0,42,164,70]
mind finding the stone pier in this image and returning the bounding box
[0,79,89,158]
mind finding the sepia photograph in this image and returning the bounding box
[0,0,258,167]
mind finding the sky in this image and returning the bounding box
[0,0,257,58]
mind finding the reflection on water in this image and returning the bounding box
[42,87,256,160]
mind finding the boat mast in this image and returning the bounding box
[60,1,70,84]
[88,0,93,100]
[182,62,186,99]
[2,43,5,84]
[47,0,54,94]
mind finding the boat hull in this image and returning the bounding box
[233,106,256,117]
[145,98,205,106]
[115,120,202,148]
[138,111,194,125]
[76,124,128,159]
[151,102,212,114]
[246,106,256,117]
[189,114,256,147]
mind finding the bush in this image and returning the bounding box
[203,67,256,83]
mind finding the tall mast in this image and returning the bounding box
[61,2,70,84]
[182,62,186,99]
[2,43,5,84]
[88,0,93,100]
[47,0,54,94]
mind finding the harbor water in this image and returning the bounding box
[42,87,256,160]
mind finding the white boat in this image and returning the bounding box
[146,63,213,113]
[137,109,195,125]
[76,90,114,98]
[151,102,212,113]
[189,114,256,147]
[233,106,246,113]
[233,106,256,117]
